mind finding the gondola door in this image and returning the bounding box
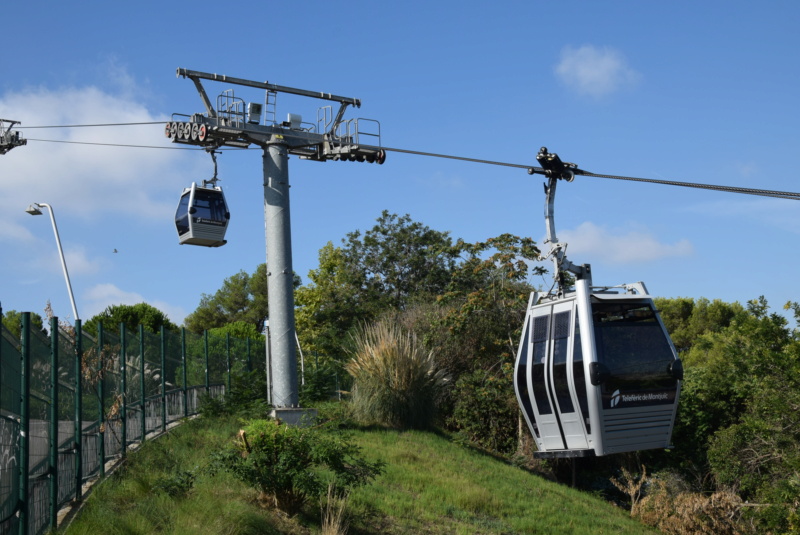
[525,301,566,451]
[548,301,590,451]
[517,296,592,454]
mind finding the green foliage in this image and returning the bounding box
[64,415,291,535]
[200,369,270,418]
[66,410,650,535]
[434,233,540,377]
[346,320,448,429]
[654,297,742,354]
[299,361,339,405]
[213,419,384,516]
[662,295,800,533]
[449,363,519,454]
[342,210,459,311]
[83,302,178,337]
[1,309,47,341]
[153,469,197,498]
[207,320,265,342]
[295,242,368,359]
[185,263,297,334]
[296,211,461,360]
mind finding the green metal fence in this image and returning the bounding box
[0,309,263,535]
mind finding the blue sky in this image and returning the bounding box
[1,1,798,327]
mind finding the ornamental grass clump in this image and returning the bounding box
[346,320,448,429]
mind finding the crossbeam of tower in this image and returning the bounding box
[167,69,385,411]
[168,68,386,164]
[0,119,27,155]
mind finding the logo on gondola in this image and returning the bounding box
[608,389,672,408]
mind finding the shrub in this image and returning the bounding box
[153,469,197,498]
[448,363,518,454]
[212,419,383,516]
[633,474,743,534]
[300,362,339,405]
[199,369,270,418]
[345,320,447,429]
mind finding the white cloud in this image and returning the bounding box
[555,45,641,98]
[0,220,36,243]
[58,245,105,276]
[557,221,693,264]
[734,161,760,179]
[423,170,465,190]
[0,84,201,223]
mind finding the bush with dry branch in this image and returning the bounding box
[633,475,744,535]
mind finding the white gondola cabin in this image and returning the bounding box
[515,280,683,458]
[174,182,230,247]
[515,147,683,458]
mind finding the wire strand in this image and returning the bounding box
[579,171,800,201]
[384,146,800,201]
[11,123,800,201]
[25,138,202,150]
[19,121,167,129]
[382,146,534,170]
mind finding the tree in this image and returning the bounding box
[654,297,742,355]
[83,303,178,337]
[184,263,288,334]
[340,210,460,312]
[662,296,800,532]
[1,309,47,341]
[296,212,462,360]
[208,321,265,342]
[432,234,542,448]
[435,233,543,376]
[295,242,369,358]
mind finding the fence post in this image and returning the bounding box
[98,323,105,478]
[246,337,252,372]
[74,319,82,502]
[181,329,188,419]
[139,325,145,443]
[226,334,231,396]
[204,331,210,395]
[49,317,59,532]
[19,313,31,535]
[120,323,126,457]
[160,326,166,433]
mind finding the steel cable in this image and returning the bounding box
[384,146,800,201]
[578,170,800,201]
[12,125,800,201]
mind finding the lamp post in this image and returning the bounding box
[25,202,80,321]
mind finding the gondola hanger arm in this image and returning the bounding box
[530,147,591,293]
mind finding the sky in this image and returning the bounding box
[1,1,798,329]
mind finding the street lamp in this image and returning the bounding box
[25,202,80,321]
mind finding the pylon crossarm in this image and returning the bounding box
[169,69,385,165]
[177,68,361,107]
[0,118,26,155]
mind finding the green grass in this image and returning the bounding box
[63,413,656,535]
[344,429,656,534]
[63,417,300,535]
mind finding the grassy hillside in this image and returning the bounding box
[343,429,654,534]
[63,415,655,535]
